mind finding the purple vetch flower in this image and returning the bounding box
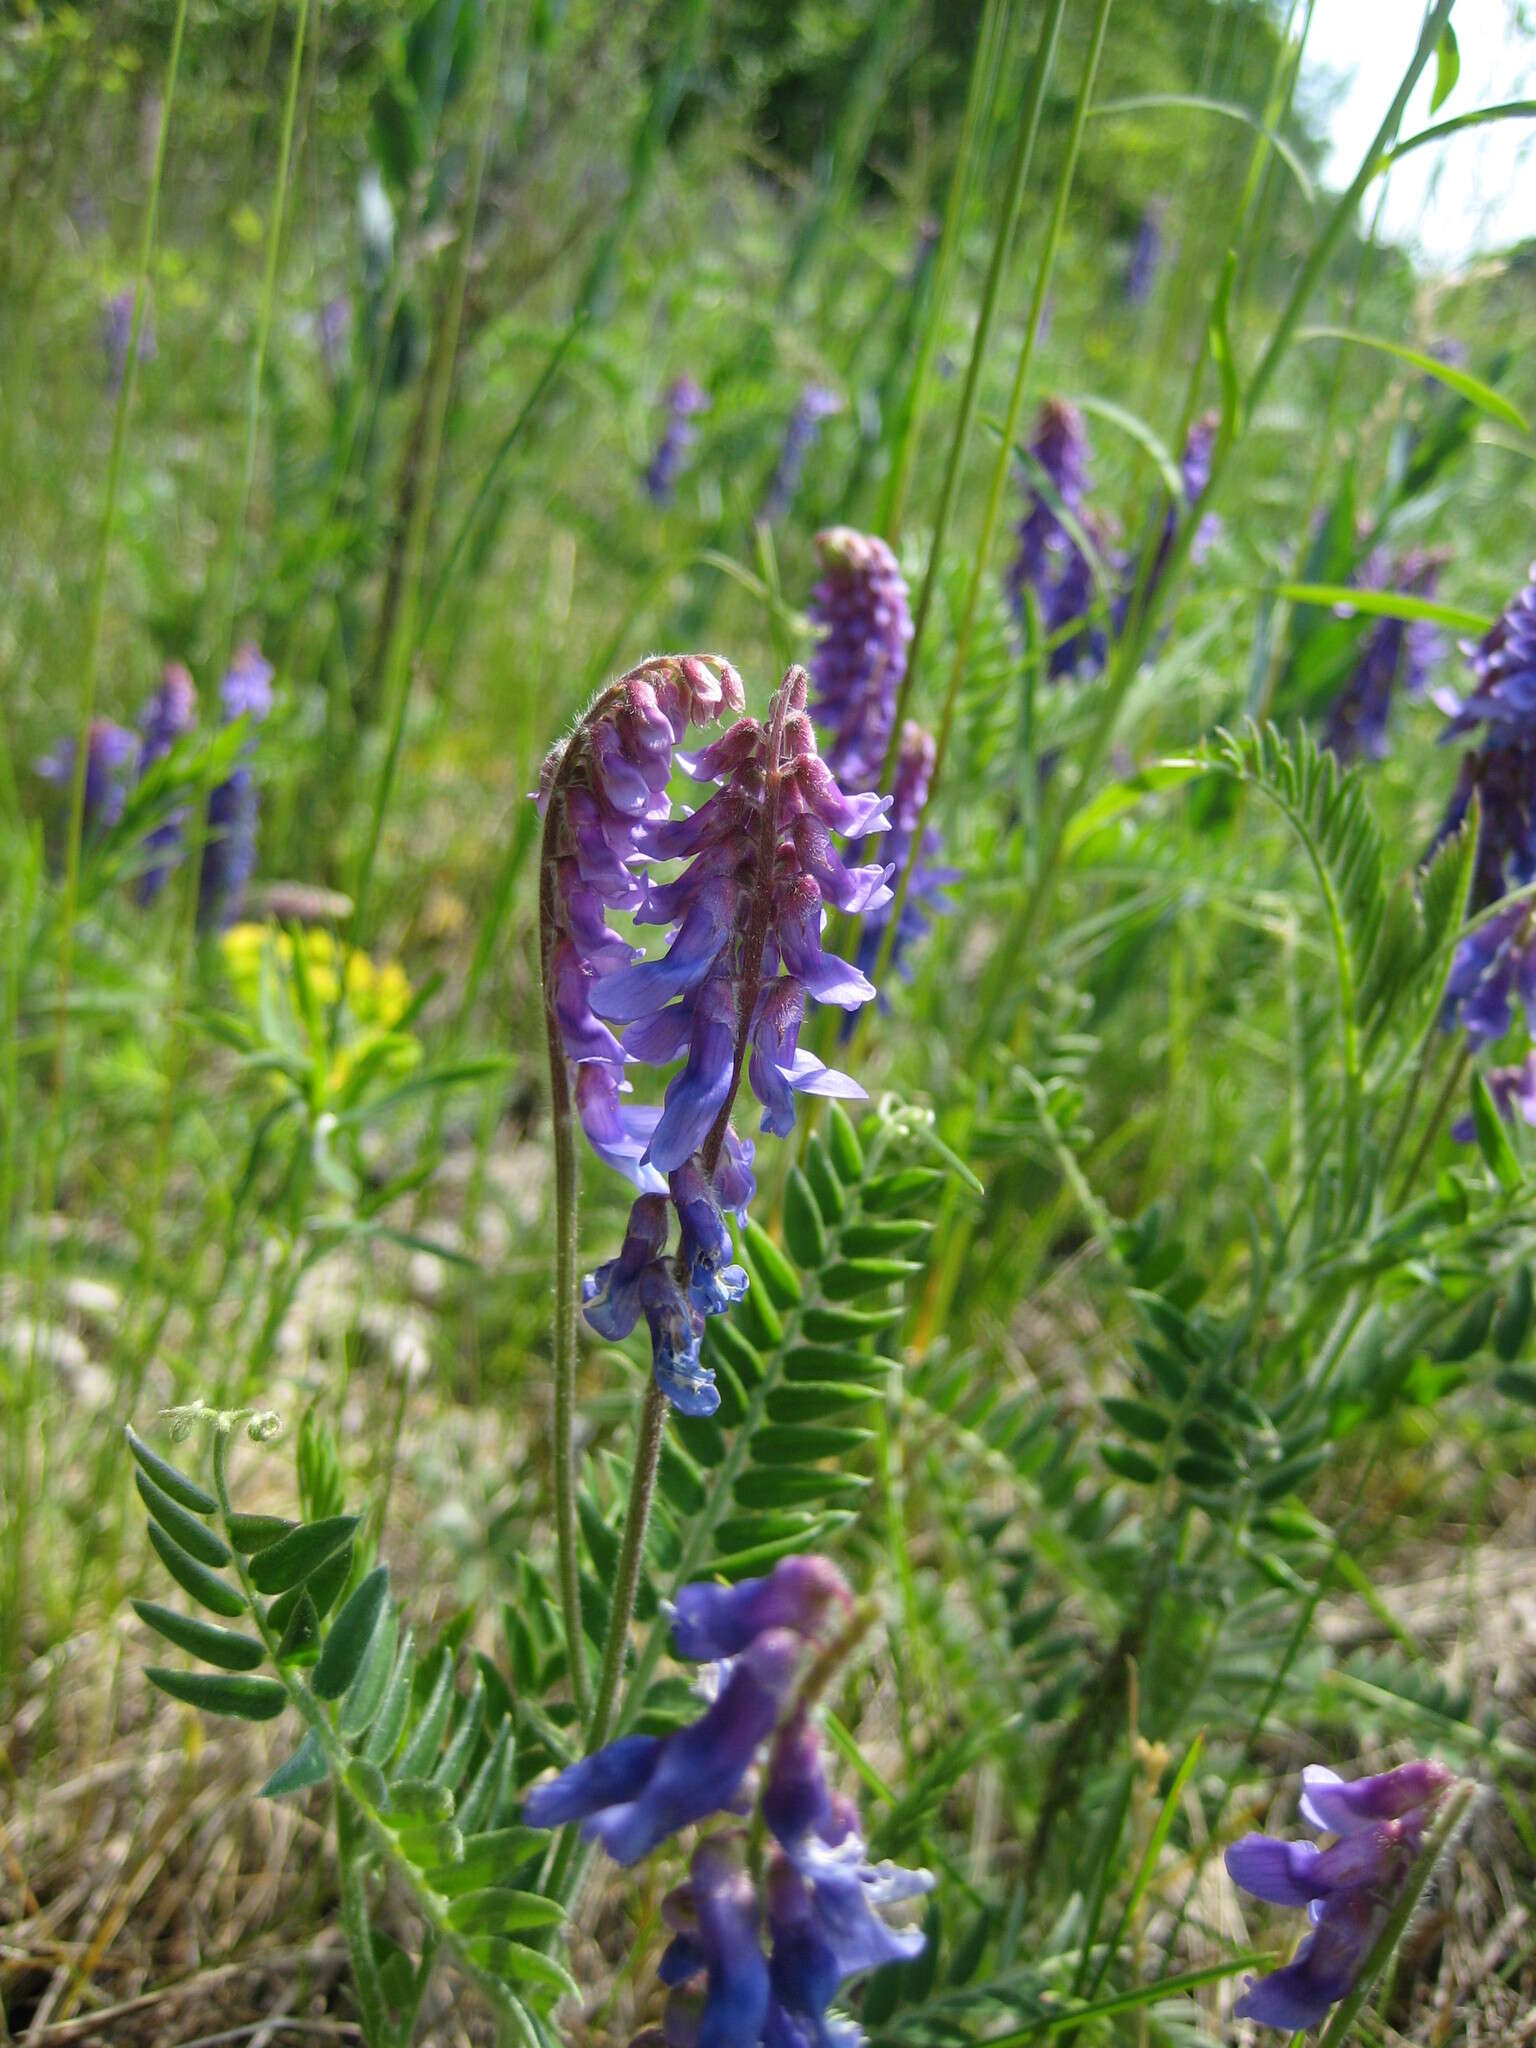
[1225,1759,1453,2031]
[590,668,887,1167]
[1114,411,1221,640]
[1124,201,1166,305]
[102,287,155,390]
[135,662,199,903]
[659,1839,771,2048]
[36,719,136,832]
[1441,899,1536,1047]
[585,1559,929,2048]
[1452,1051,1536,1141]
[807,528,913,790]
[852,723,956,992]
[1430,564,1536,910]
[670,1554,854,1663]
[1323,550,1445,763]
[1007,399,1115,681]
[199,644,275,928]
[647,375,712,505]
[761,387,844,526]
[539,655,745,1191]
[523,1627,806,1864]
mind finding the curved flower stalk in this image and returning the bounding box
[1323,548,1444,763]
[524,1553,932,2044]
[1225,1759,1457,2030]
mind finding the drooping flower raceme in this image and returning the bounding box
[854,723,955,990]
[804,533,951,993]
[1434,563,1536,901]
[135,662,199,903]
[1323,549,1444,763]
[1434,566,1536,1046]
[573,667,887,1417]
[539,654,745,1194]
[1007,399,1114,681]
[761,386,844,527]
[525,1553,931,2046]
[199,643,275,929]
[1114,411,1221,639]
[1225,1759,1453,2031]
[807,527,913,790]
[646,375,711,505]
[590,666,886,1164]
[102,286,156,390]
[1124,201,1166,305]
[36,719,136,833]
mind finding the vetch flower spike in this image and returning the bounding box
[1225,1757,1455,2031]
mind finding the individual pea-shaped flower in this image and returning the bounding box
[580,1191,721,1417]
[135,662,199,903]
[1225,1759,1453,2031]
[36,719,136,832]
[670,1161,748,1317]
[807,527,913,790]
[764,1710,933,1985]
[523,1628,805,1864]
[646,375,711,505]
[658,1838,771,2048]
[670,1554,854,1663]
